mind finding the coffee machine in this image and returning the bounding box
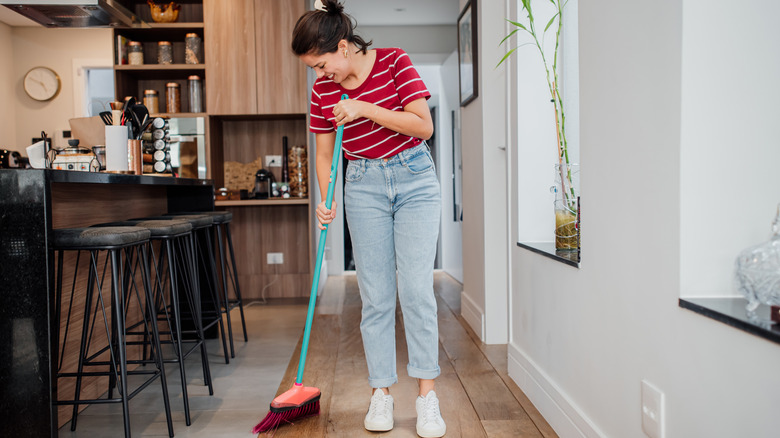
[253,168,275,199]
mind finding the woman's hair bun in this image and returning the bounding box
[323,0,344,15]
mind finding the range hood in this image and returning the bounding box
[1,0,145,28]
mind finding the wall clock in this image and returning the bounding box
[23,66,61,102]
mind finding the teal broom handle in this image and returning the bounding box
[296,94,348,384]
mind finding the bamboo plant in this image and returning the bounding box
[498,0,575,209]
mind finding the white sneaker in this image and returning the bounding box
[416,390,446,437]
[364,388,394,431]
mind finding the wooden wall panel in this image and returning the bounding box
[51,183,168,228]
[204,0,258,114]
[226,205,311,299]
[254,0,307,114]
[220,118,308,183]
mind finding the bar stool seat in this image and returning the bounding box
[168,210,233,224]
[99,220,193,237]
[53,225,174,438]
[54,226,151,249]
[140,214,213,229]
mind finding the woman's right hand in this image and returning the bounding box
[316,200,337,230]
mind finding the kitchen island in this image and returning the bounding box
[0,169,213,437]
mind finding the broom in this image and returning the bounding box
[253,94,349,435]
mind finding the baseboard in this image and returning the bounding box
[460,291,485,341]
[507,343,605,438]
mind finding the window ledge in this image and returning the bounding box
[517,242,580,268]
[679,297,780,345]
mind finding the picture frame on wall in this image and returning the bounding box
[457,0,478,106]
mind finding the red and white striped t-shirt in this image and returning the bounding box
[309,47,431,160]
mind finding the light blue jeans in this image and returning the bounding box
[344,142,442,388]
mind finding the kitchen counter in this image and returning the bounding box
[0,169,214,437]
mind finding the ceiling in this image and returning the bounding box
[343,0,460,26]
[0,0,461,28]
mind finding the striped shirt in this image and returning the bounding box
[309,47,431,160]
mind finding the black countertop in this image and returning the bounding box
[42,168,212,186]
[680,297,780,345]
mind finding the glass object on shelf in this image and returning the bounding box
[288,145,308,198]
[165,82,181,113]
[157,41,173,65]
[148,0,180,23]
[735,205,780,319]
[143,89,159,114]
[185,33,202,64]
[551,163,579,252]
[128,41,143,65]
[188,75,202,113]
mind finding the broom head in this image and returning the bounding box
[252,383,321,434]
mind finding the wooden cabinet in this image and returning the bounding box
[114,1,207,116]
[204,0,257,114]
[254,0,307,114]
[205,0,306,115]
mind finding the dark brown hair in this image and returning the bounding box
[291,0,372,56]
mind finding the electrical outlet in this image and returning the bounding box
[641,380,665,438]
[267,252,284,264]
[265,155,282,167]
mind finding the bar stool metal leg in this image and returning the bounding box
[225,222,248,342]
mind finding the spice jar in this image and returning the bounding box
[128,41,144,65]
[165,82,181,113]
[188,75,202,113]
[143,89,159,114]
[185,33,202,64]
[157,41,173,64]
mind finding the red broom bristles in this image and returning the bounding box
[252,400,320,435]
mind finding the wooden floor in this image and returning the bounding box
[263,272,557,437]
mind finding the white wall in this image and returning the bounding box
[360,25,456,65]
[10,27,111,151]
[507,1,780,437]
[459,0,509,343]
[680,0,780,298]
[0,22,16,149]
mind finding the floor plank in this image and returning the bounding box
[264,273,555,438]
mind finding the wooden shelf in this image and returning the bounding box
[215,199,309,207]
[115,64,205,71]
[146,22,204,28]
[151,112,207,118]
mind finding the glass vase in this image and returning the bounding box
[552,163,579,252]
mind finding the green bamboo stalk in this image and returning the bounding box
[499,0,575,209]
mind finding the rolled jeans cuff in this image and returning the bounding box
[407,364,441,380]
[368,375,398,389]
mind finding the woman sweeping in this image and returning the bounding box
[291,1,446,436]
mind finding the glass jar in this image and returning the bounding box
[288,145,308,198]
[128,41,144,65]
[185,33,202,64]
[143,89,159,115]
[165,82,181,113]
[157,41,173,64]
[188,75,202,113]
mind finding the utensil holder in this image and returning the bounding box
[105,125,129,171]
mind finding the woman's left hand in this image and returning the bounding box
[333,99,368,126]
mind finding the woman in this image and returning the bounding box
[292,1,445,437]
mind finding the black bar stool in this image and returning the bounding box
[138,214,231,364]
[92,219,214,426]
[53,226,174,438]
[167,210,247,358]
